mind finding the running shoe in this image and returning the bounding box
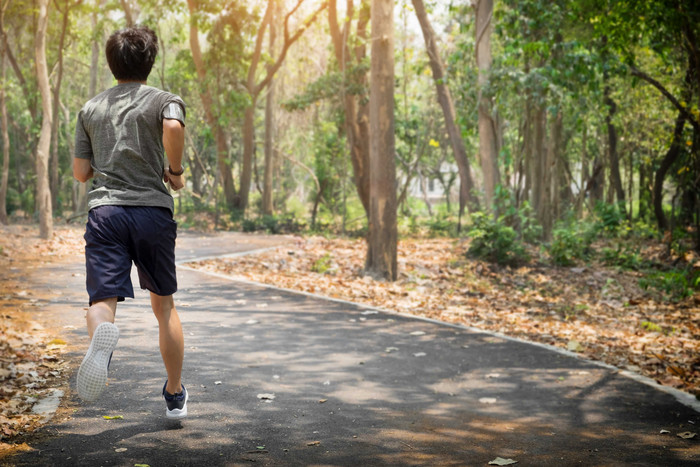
[77,322,119,401]
[163,381,188,419]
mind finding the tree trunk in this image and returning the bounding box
[187,0,238,210]
[475,0,500,211]
[530,103,547,235]
[35,0,53,238]
[50,0,73,211]
[0,6,8,225]
[262,0,278,216]
[604,84,626,215]
[366,0,397,281]
[411,0,478,216]
[120,0,139,26]
[239,105,256,212]
[329,0,371,219]
[654,111,686,231]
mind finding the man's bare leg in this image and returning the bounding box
[150,292,184,395]
[86,297,117,337]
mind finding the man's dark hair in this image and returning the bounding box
[105,25,158,81]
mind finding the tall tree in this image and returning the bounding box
[262,0,279,216]
[186,0,238,210]
[0,0,8,225]
[239,0,328,213]
[328,0,371,219]
[50,0,79,210]
[474,0,500,211]
[35,0,53,238]
[411,0,479,217]
[366,0,397,280]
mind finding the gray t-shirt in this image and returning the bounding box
[75,83,186,214]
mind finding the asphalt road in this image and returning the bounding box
[3,231,699,466]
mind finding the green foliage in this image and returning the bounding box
[426,213,458,237]
[549,227,589,266]
[547,212,598,265]
[311,253,333,274]
[593,201,626,234]
[640,320,664,334]
[467,212,529,266]
[600,244,645,269]
[638,269,698,302]
[241,214,305,234]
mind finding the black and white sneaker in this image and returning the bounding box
[163,381,188,419]
[77,322,119,401]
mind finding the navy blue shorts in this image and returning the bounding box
[84,205,178,305]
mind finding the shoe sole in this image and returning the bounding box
[165,389,188,419]
[77,322,119,402]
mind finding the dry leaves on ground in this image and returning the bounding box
[0,225,78,442]
[190,236,700,395]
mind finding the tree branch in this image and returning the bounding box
[629,65,700,133]
[253,0,329,98]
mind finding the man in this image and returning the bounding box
[73,25,188,419]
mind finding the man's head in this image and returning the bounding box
[105,25,158,82]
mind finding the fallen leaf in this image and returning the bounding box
[114,447,127,452]
[319,399,328,404]
[307,441,321,446]
[45,339,66,346]
[567,340,584,352]
[489,457,517,466]
[677,432,697,439]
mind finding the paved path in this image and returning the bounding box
[3,231,699,466]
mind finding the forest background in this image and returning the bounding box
[0,0,699,401]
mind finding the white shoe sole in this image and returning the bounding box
[165,389,188,419]
[77,322,119,402]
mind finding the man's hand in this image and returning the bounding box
[164,167,185,191]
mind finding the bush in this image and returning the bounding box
[594,201,626,235]
[638,269,697,302]
[467,212,529,266]
[242,214,305,234]
[600,244,646,270]
[549,226,594,266]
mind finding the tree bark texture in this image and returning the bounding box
[329,0,371,219]
[0,4,8,225]
[262,0,278,216]
[366,0,397,281]
[412,0,478,215]
[475,0,500,211]
[35,0,53,238]
[50,0,74,210]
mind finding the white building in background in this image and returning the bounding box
[406,162,460,206]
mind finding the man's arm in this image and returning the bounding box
[163,118,185,191]
[73,158,93,183]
